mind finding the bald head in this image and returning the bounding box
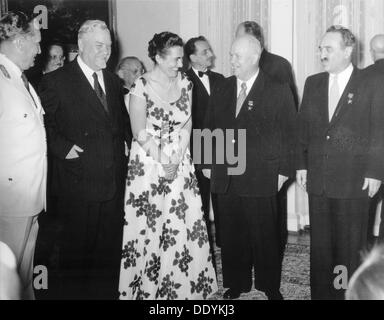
[370,34,384,62]
[230,35,261,81]
[116,56,145,88]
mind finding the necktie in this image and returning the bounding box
[198,70,210,78]
[93,72,108,113]
[329,74,340,121]
[236,82,247,117]
[21,73,38,109]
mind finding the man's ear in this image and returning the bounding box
[117,69,123,79]
[345,46,353,59]
[78,39,83,53]
[190,54,197,64]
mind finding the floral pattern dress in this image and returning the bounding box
[118,74,218,300]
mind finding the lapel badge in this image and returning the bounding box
[248,100,254,110]
[0,65,11,79]
[347,93,354,104]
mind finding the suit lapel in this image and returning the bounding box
[103,70,115,120]
[328,68,359,128]
[70,61,109,121]
[189,68,210,97]
[228,77,238,119]
[317,73,330,127]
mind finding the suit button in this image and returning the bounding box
[232,139,236,144]
[84,132,89,137]
[326,136,330,140]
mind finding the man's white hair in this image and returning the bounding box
[78,20,109,40]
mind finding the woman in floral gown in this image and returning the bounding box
[118,32,217,300]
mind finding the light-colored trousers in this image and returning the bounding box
[0,215,39,300]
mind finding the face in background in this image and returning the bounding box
[78,28,112,71]
[18,28,41,71]
[156,46,183,79]
[230,36,260,81]
[45,45,65,73]
[190,40,214,70]
[118,59,144,88]
[319,32,353,74]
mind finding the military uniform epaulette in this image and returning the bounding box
[0,64,11,79]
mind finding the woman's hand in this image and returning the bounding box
[163,163,179,181]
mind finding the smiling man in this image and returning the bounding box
[39,20,132,299]
[297,25,384,300]
[207,35,296,300]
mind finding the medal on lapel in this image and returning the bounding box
[347,93,354,104]
[248,101,254,111]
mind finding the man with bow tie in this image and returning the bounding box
[0,12,46,300]
[206,35,296,300]
[185,36,224,253]
[116,56,145,111]
[297,26,384,300]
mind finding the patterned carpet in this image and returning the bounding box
[35,212,311,300]
[209,238,310,300]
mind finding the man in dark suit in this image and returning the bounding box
[236,20,299,267]
[207,35,296,300]
[365,34,384,246]
[297,26,384,300]
[39,20,132,299]
[184,36,224,250]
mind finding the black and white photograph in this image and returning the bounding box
[1,0,384,304]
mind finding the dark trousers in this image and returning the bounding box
[217,182,281,295]
[195,170,220,273]
[56,193,124,300]
[309,195,369,300]
[277,180,291,264]
[367,186,384,246]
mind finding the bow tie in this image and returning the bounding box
[198,70,210,78]
[123,87,130,95]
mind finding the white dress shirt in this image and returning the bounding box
[192,67,210,95]
[77,56,106,93]
[236,69,259,98]
[328,63,353,120]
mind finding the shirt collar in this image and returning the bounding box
[0,53,22,79]
[237,69,259,92]
[329,63,353,80]
[192,66,208,77]
[77,55,103,79]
